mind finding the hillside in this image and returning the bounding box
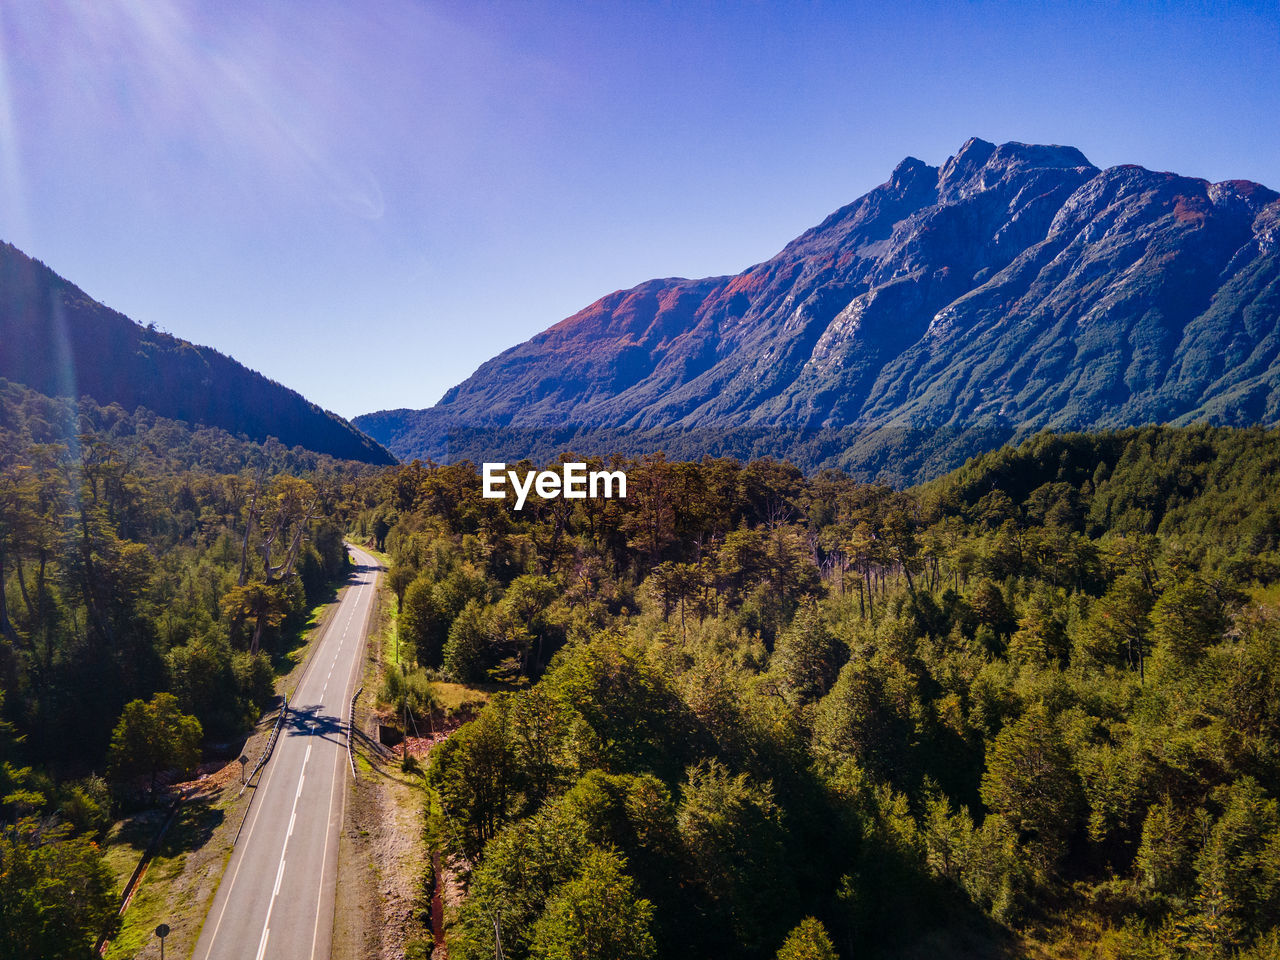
[0,241,396,465]
[357,138,1280,481]
[354,424,1280,959]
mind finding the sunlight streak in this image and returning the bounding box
[8,0,390,221]
[0,6,30,241]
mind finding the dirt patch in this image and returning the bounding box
[379,710,473,759]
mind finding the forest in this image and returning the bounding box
[359,425,1280,959]
[0,380,362,958]
[7,369,1280,958]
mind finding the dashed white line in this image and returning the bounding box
[272,858,286,899]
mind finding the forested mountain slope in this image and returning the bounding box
[358,138,1280,481]
[355,425,1280,959]
[0,241,396,465]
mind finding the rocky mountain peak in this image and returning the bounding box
[888,156,937,193]
[938,138,1098,202]
[356,139,1280,484]
[937,137,998,192]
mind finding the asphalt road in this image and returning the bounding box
[194,545,379,960]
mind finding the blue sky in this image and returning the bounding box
[1,1,1277,418]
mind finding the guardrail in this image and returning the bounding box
[238,693,289,799]
[348,685,362,779]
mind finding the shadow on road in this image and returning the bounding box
[347,561,379,580]
[282,703,347,746]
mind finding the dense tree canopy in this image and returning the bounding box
[350,425,1280,958]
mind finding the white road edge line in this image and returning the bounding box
[272,858,286,899]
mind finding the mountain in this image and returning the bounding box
[0,241,396,465]
[356,137,1280,483]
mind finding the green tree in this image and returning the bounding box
[386,561,416,613]
[969,579,1015,642]
[0,818,119,960]
[106,692,203,794]
[510,688,573,804]
[220,580,291,656]
[647,561,703,640]
[1192,778,1280,942]
[1148,578,1229,680]
[677,759,795,952]
[772,600,845,703]
[813,658,912,782]
[775,916,838,960]
[501,574,558,673]
[429,698,516,859]
[1136,797,1196,896]
[444,598,493,682]
[1077,573,1153,677]
[979,705,1082,877]
[529,848,657,960]
[1006,591,1068,666]
[400,574,447,666]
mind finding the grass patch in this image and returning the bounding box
[426,680,490,713]
[370,586,401,669]
[1249,582,1280,608]
[103,792,236,959]
[101,808,167,890]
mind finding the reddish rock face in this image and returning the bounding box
[357,139,1280,483]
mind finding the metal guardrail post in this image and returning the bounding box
[348,686,362,779]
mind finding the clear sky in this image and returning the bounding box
[1,1,1277,419]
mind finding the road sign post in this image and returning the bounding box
[155,923,170,960]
